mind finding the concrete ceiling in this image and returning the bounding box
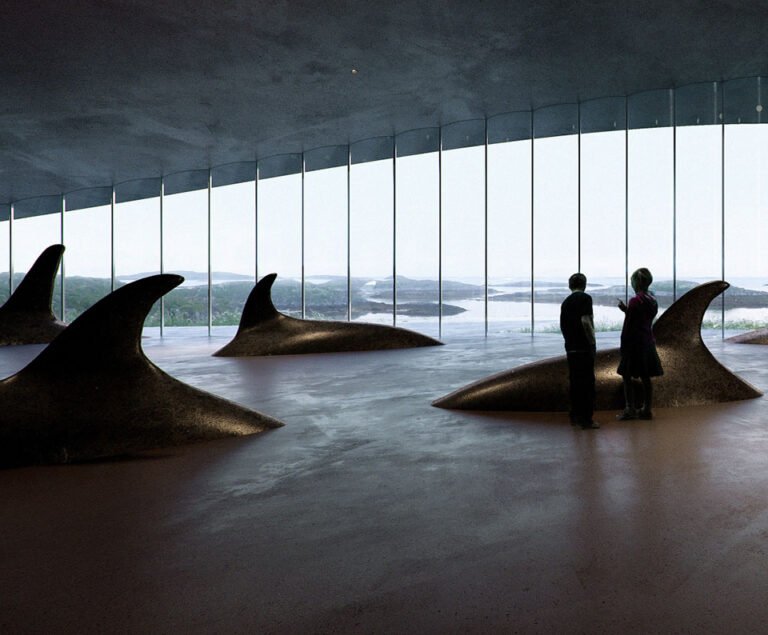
[2,0,768,203]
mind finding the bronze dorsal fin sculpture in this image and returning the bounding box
[0,274,283,468]
[214,273,442,356]
[725,328,768,345]
[0,243,66,345]
[432,281,761,412]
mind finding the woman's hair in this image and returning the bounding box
[631,267,653,292]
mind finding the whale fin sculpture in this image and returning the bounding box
[0,243,66,345]
[0,274,283,468]
[214,273,442,356]
[238,272,281,330]
[432,280,762,412]
[725,328,768,345]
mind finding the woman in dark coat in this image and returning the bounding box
[616,267,663,420]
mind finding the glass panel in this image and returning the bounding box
[533,123,578,332]
[0,208,9,304]
[627,128,674,311]
[580,129,626,332]
[350,138,393,324]
[723,77,765,125]
[724,124,768,331]
[441,126,486,336]
[114,189,161,330]
[211,161,256,187]
[13,195,60,220]
[304,153,348,321]
[257,161,302,317]
[64,198,111,321]
[395,131,440,337]
[211,180,255,329]
[488,138,532,333]
[442,119,485,150]
[534,103,579,138]
[675,82,721,127]
[162,184,209,329]
[12,209,62,318]
[627,89,673,130]
[580,97,626,134]
[66,186,111,211]
[675,125,723,325]
[488,111,532,144]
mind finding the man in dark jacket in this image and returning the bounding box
[559,273,598,429]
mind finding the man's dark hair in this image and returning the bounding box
[568,273,587,291]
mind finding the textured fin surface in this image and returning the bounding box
[653,280,729,347]
[433,280,761,412]
[27,274,181,375]
[215,273,442,356]
[0,274,283,468]
[238,273,280,332]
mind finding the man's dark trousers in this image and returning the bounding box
[567,350,595,422]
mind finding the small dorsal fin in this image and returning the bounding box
[238,273,281,332]
[653,280,728,347]
[1,244,64,315]
[23,274,183,375]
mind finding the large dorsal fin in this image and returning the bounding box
[237,273,281,332]
[1,244,64,314]
[23,274,182,375]
[652,280,728,347]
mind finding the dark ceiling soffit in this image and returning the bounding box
[675,81,722,126]
[212,162,256,188]
[351,136,393,164]
[723,77,765,124]
[442,119,486,151]
[580,97,627,134]
[0,205,9,222]
[258,154,302,180]
[163,169,210,196]
[4,77,766,214]
[65,186,113,211]
[304,145,348,172]
[487,111,532,144]
[627,88,673,129]
[13,195,61,220]
[534,103,579,138]
[114,178,162,204]
[396,128,440,158]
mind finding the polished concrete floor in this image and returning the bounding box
[2,329,768,634]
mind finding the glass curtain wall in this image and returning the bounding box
[0,206,10,304]
[350,137,394,324]
[487,113,532,334]
[63,187,112,321]
[441,120,486,337]
[579,98,627,332]
[675,83,723,327]
[12,196,62,317]
[257,155,303,317]
[533,105,579,332]
[162,171,210,330]
[211,163,256,329]
[723,77,768,331]
[395,129,440,337]
[304,146,348,320]
[114,179,161,329]
[8,77,768,339]
[627,90,674,312]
